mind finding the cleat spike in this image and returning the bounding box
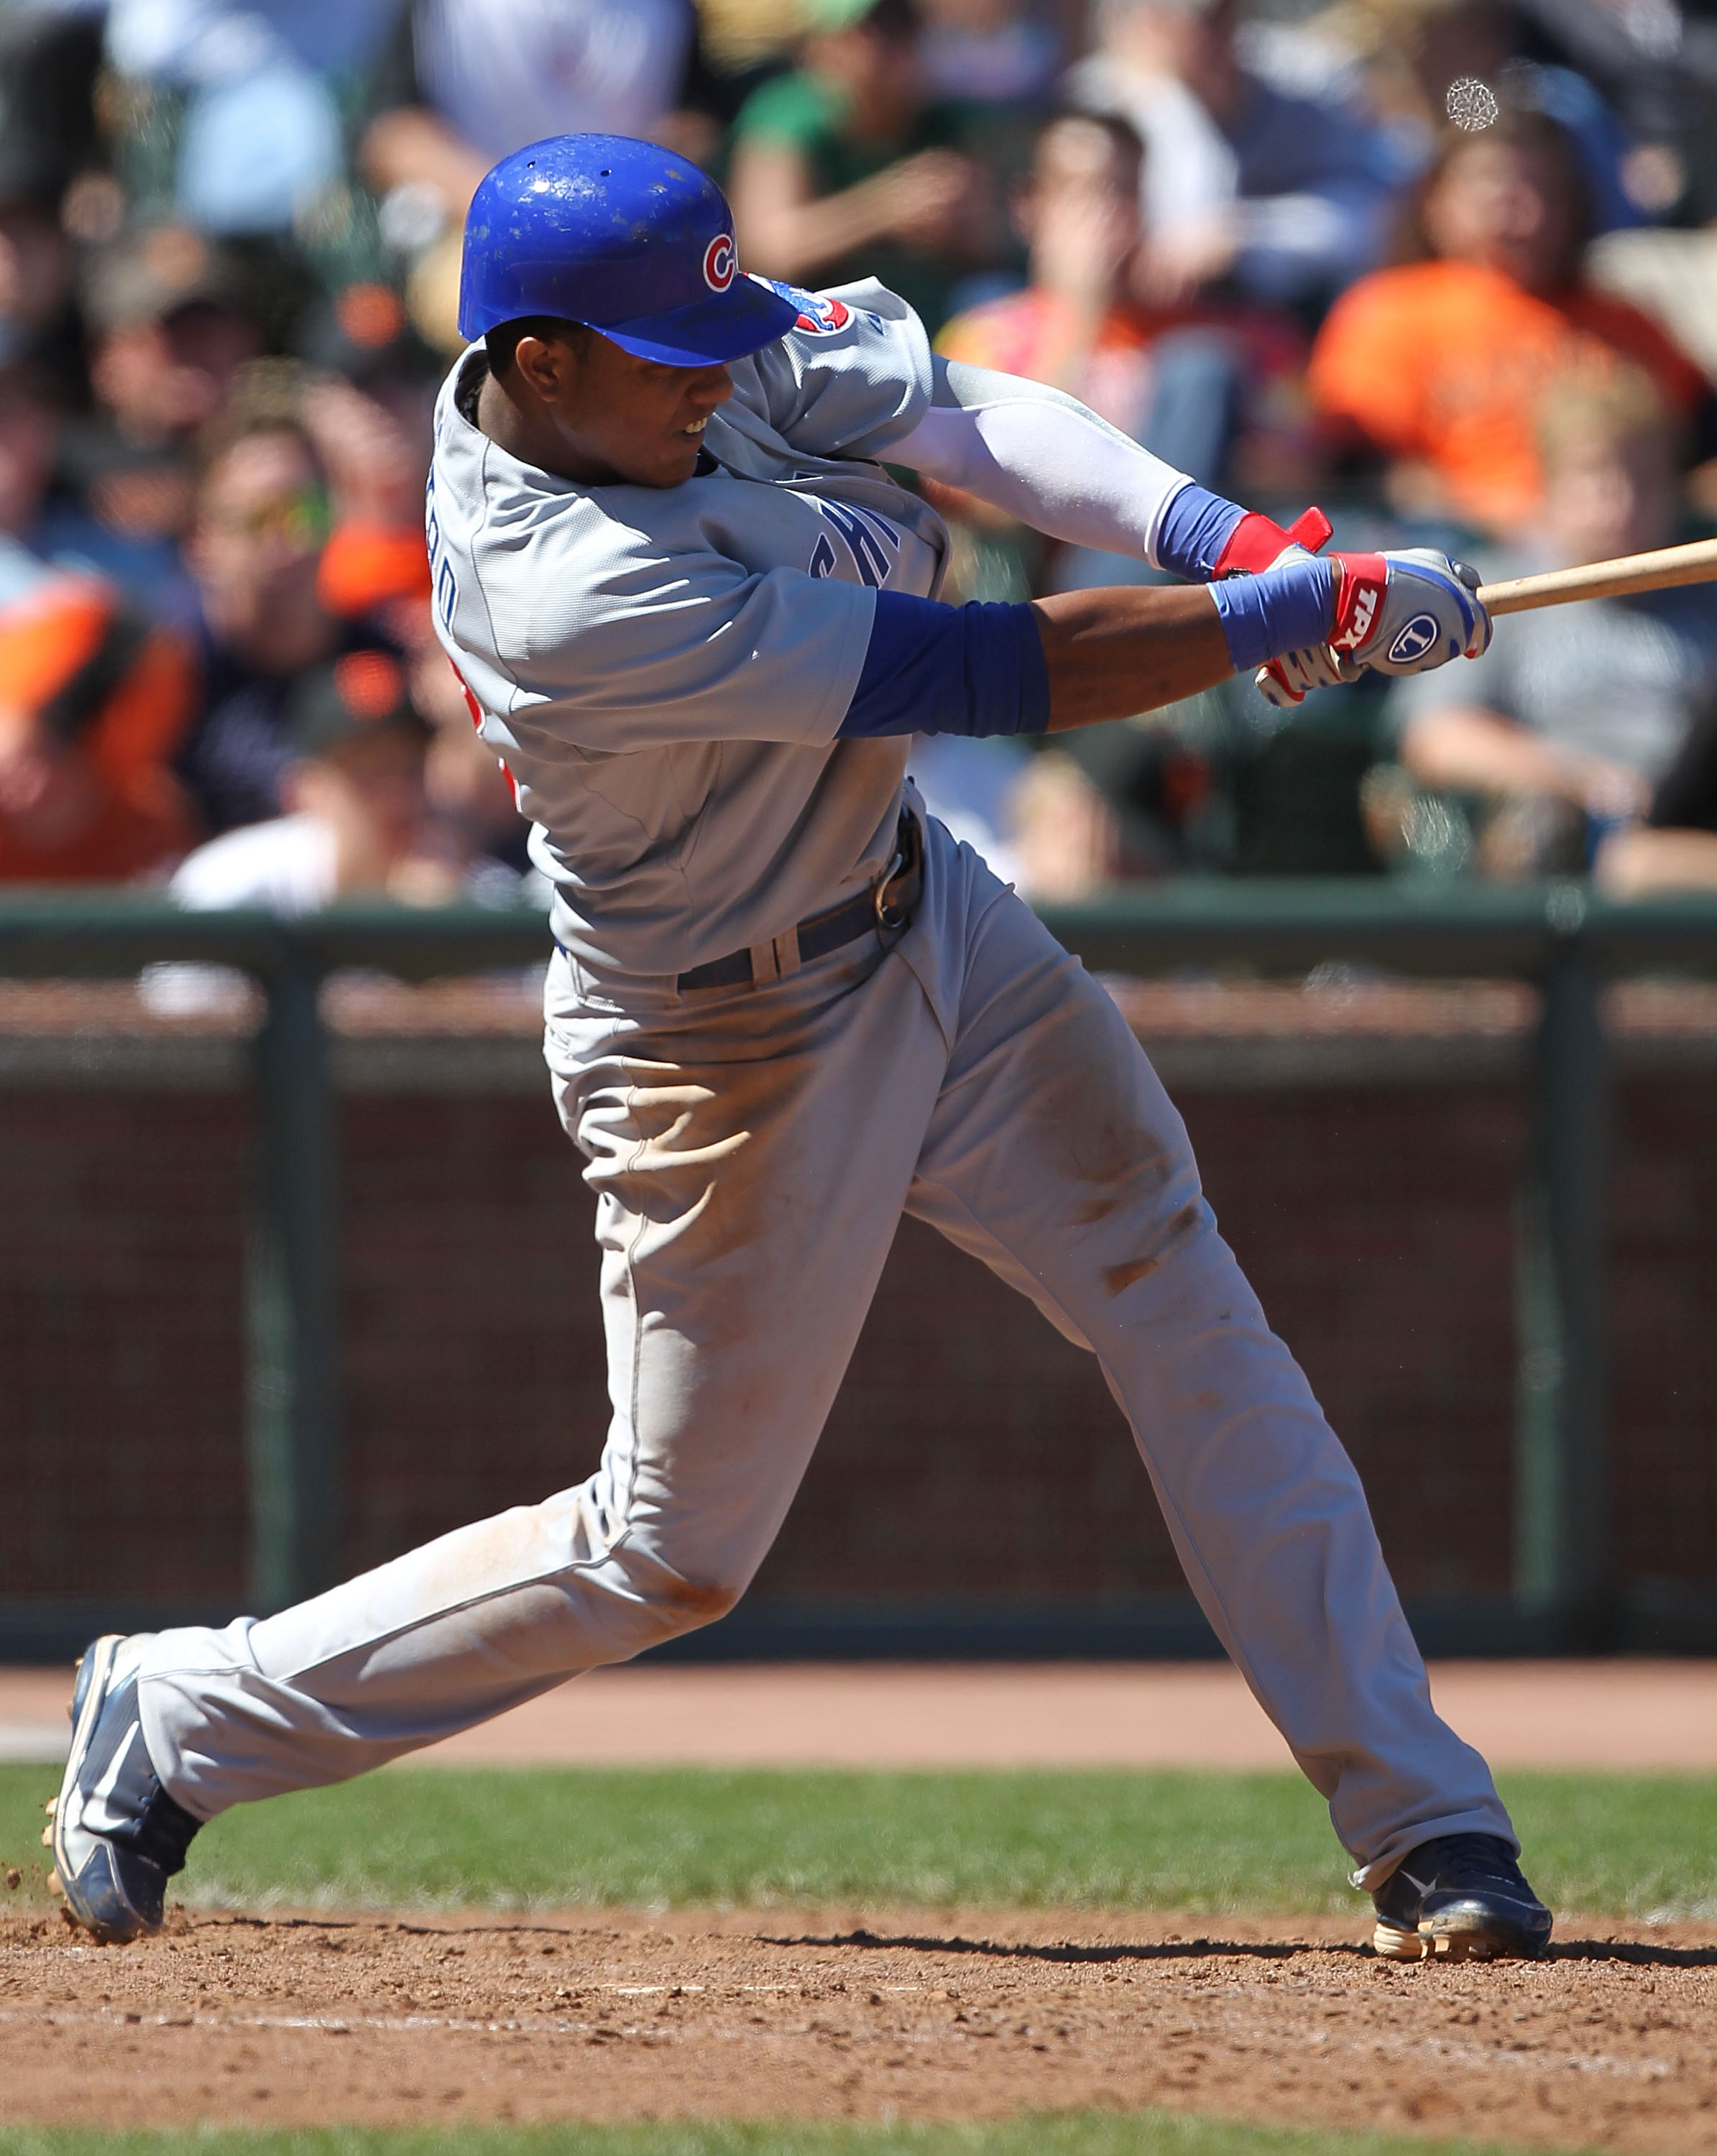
[40,1825,52,1847]
[46,1869,62,1897]
[44,1796,57,1820]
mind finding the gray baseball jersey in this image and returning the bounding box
[427,280,949,977]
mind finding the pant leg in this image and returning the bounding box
[139,938,948,1818]
[903,843,1512,1885]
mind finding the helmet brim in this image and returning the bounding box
[593,276,801,368]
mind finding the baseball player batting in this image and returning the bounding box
[48,134,1550,1965]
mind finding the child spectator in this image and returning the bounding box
[167,650,443,915]
[1382,370,1717,880]
[1308,110,1705,535]
[728,0,1004,336]
[0,554,197,883]
[143,648,464,1013]
[1066,0,1404,310]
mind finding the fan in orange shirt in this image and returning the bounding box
[0,566,198,883]
[1308,109,1705,535]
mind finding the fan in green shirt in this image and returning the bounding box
[728,0,1025,334]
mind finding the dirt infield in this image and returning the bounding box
[2,1907,1715,2147]
[11,1662,1717,1771]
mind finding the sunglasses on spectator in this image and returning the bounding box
[211,487,331,546]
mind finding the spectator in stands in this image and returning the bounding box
[1065,0,1404,310]
[1308,109,1706,535]
[0,553,197,883]
[916,0,1061,107]
[175,361,430,839]
[143,647,466,1011]
[360,0,723,354]
[167,650,446,914]
[936,111,1309,495]
[1340,0,1654,234]
[728,0,1004,336]
[40,229,267,625]
[1382,370,1717,881]
[103,0,400,239]
[176,395,339,837]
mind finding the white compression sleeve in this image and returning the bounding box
[887,359,1194,571]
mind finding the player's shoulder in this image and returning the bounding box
[735,277,931,454]
[740,275,918,366]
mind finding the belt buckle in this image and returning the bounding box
[873,811,919,933]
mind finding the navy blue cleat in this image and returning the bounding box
[44,1635,201,1944]
[1371,1833,1553,1962]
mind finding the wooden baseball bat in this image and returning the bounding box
[1476,536,1717,616]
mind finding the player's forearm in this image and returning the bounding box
[1031,586,1235,732]
[839,558,1333,743]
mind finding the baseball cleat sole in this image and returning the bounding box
[1373,1917,1547,1962]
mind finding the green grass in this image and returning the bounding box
[0,2118,1608,2156]
[4,1761,1716,1918]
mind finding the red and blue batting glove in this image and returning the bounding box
[1255,548,1492,709]
[1211,505,1334,578]
[1212,508,1344,709]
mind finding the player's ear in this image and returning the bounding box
[513,332,579,405]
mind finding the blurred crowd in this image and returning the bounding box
[6,0,1717,911]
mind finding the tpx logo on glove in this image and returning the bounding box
[1328,554,1390,654]
[1387,612,1441,664]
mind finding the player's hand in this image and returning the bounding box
[1214,506,1336,708]
[1256,548,1490,706]
[1326,548,1491,676]
[1254,643,1349,709]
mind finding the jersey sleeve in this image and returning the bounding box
[739,278,934,462]
[470,509,878,756]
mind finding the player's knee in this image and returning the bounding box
[612,1544,747,1644]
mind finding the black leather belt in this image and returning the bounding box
[678,808,921,992]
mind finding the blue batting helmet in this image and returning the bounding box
[457,134,799,367]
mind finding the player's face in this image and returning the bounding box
[540,335,735,489]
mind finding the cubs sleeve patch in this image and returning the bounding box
[748,275,853,336]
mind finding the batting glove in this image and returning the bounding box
[1254,548,1491,708]
[1329,548,1491,673]
[1212,504,1333,578]
[1214,507,1342,710]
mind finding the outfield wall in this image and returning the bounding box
[2,977,1715,1652]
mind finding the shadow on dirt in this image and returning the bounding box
[764,1928,1366,1964]
[1551,1938,1717,1968]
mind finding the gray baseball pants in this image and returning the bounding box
[135,813,1512,1885]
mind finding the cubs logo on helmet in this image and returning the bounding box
[703,233,737,292]
[751,277,851,335]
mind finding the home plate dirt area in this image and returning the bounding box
[3,1907,1716,2148]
